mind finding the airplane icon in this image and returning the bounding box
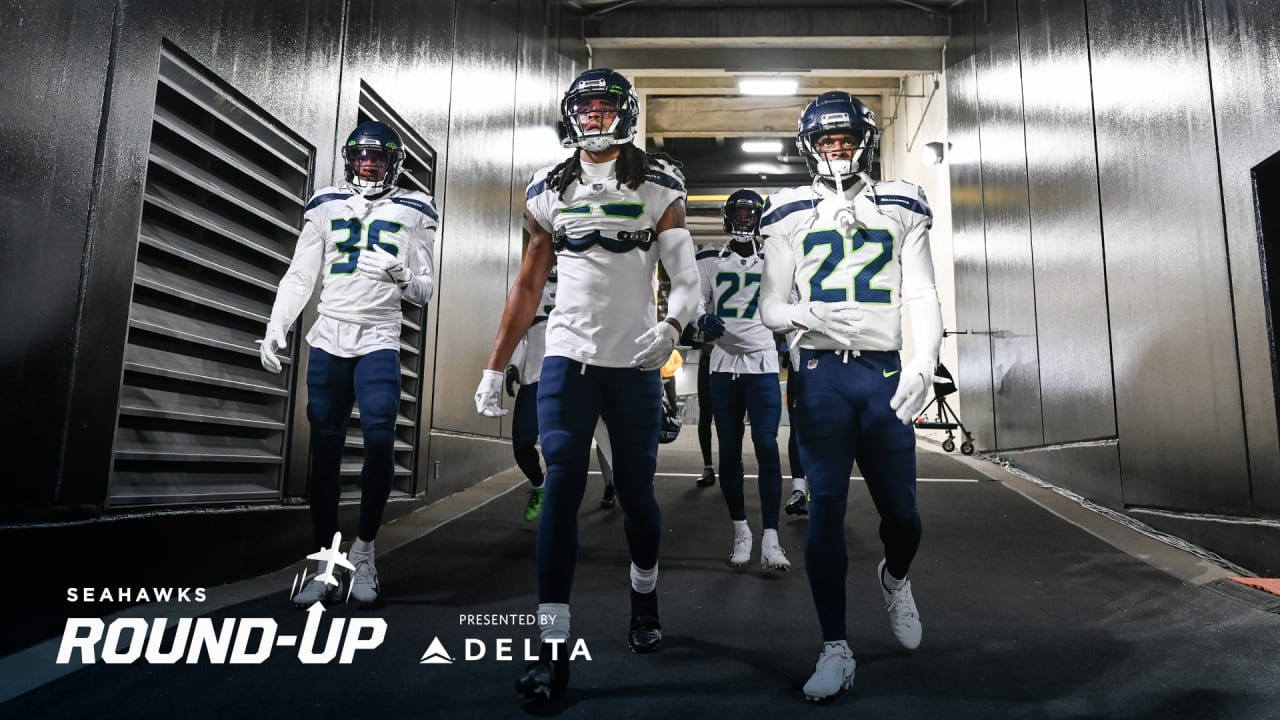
[306,532,355,587]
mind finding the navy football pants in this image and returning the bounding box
[710,371,783,530]
[786,367,805,480]
[305,347,401,550]
[794,350,921,642]
[536,356,663,603]
[512,381,544,486]
[697,354,714,466]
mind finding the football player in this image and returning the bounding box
[259,120,437,608]
[757,92,943,701]
[472,68,699,701]
[693,189,790,573]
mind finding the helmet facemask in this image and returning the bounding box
[343,144,403,196]
[558,71,640,153]
[563,96,628,152]
[800,125,875,186]
[727,205,761,244]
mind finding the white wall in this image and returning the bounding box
[880,72,961,434]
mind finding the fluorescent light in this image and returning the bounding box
[738,79,797,96]
[742,140,783,154]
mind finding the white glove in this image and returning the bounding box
[889,359,934,425]
[474,369,508,417]
[256,322,288,374]
[357,244,411,286]
[632,321,680,370]
[789,301,863,346]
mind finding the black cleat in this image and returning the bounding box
[785,489,809,516]
[696,468,716,488]
[600,483,616,509]
[628,589,662,653]
[514,641,570,701]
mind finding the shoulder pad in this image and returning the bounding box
[872,180,932,219]
[304,187,353,213]
[389,192,439,221]
[760,187,817,230]
[526,165,555,200]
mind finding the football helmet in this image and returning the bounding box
[796,92,878,182]
[342,121,405,195]
[558,68,640,152]
[721,189,764,242]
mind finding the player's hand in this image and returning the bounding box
[256,322,288,374]
[695,314,726,342]
[632,321,680,370]
[474,369,508,417]
[789,301,862,346]
[357,245,410,286]
[504,365,520,398]
[889,359,933,425]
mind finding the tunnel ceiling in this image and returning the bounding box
[557,0,952,227]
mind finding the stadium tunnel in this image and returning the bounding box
[2,0,1280,715]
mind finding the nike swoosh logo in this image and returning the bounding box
[883,369,900,378]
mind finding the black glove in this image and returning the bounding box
[504,365,519,397]
[779,348,791,370]
[696,314,726,342]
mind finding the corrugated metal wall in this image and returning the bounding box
[946,0,1279,571]
[0,0,580,510]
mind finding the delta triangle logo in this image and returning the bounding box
[420,636,454,664]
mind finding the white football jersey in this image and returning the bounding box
[526,157,686,367]
[273,184,437,357]
[517,271,558,384]
[303,185,438,323]
[696,243,779,374]
[760,179,934,351]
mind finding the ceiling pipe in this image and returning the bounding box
[587,0,648,17]
[885,0,948,16]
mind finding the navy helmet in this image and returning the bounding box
[558,68,640,152]
[342,121,405,194]
[721,189,765,240]
[796,92,878,182]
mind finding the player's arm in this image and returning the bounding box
[632,199,698,369]
[888,214,944,424]
[402,220,437,305]
[485,211,554,372]
[258,219,323,373]
[759,233,799,334]
[655,198,698,332]
[900,218,943,375]
[270,219,324,328]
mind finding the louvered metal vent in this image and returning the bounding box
[109,42,313,506]
[345,82,438,496]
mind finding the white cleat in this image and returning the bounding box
[292,569,343,607]
[878,558,922,650]
[349,547,380,605]
[728,529,753,568]
[802,642,855,702]
[760,533,791,572]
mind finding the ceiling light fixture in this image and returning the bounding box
[738,79,798,96]
[742,140,783,154]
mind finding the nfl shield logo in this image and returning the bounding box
[592,183,604,191]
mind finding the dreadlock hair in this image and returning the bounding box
[546,144,685,199]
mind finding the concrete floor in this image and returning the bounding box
[2,429,1279,719]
